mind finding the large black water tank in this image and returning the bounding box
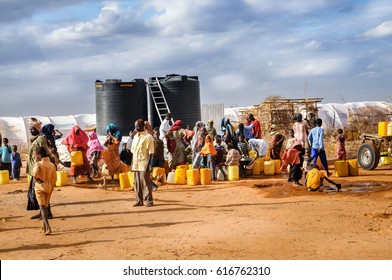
[149,74,201,129]
[95,79,147,136]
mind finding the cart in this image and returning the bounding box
[357,134,392,170]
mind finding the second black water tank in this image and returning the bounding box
[149,74,201,129]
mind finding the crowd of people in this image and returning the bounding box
[0,111,348,235]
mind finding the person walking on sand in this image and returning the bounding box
[26,118,52,220]
[131,119,155,207]
[308,118,331,176]
[11,145,22,180]
[32,147,57,235]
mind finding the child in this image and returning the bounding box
[305,164,341,192]
[11,145,22,180]
[87,131,104,178]
[150,128,164,168]
[336,129,347,160]
[120,142,133,166]
[0,138,12,177]
[33,147,57,235]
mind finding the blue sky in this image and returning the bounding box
[1,0,392,116]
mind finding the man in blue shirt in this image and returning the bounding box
[308,118,331,176]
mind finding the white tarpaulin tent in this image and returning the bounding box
[0,114,96,153]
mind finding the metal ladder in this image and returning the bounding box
[147,77,171,122]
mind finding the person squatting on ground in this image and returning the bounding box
[32,147,57,235]
[11,145,22,180]
[131,119,155,207]
[280,141,303,186]
[0,137,12,176]
[305,164,341,192]
[62,125,93,184]
[308,118,331,176]
[27,118,53,220]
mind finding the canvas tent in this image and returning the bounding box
[0,114,96,153]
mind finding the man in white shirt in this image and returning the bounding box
[131,119,155,207]
[159,112,173,141]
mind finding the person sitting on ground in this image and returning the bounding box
[305,164,341,192]
[225,143,241,167]
[33,147,57,235]
[336,128,347,160]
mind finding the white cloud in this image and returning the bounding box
[363,20,392,38]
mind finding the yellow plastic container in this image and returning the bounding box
[113,173,119,180]
[348,159,359,176]
[119,172,130,190]
[0,170,10,185]
[121,163,130,173]
[55,171,68,187]
[227,165,239,181]
[175,167,186,184]
[200,168,211,185]
[127,171,134,188]
[249,150,257,159]
[186,169,199,186]
[258,157,265,172]
[188,164,193,170]
[334,160,349,177]
[152,167,166,178]
[70,150,83,166]
[388,123,392,136]
[378,122,388,137]
[273,159,281,175]
[252,160,261,175]
[264,160,275,175]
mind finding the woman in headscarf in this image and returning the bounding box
[87,131,104,177]
[222,117,237,147]
[280,140,303,186]
[40,124,58,165]
[166,120,186,170]
[269,124,285,160]
[103,123,123,181]
[62,125,93,184]
[190,121,204,161]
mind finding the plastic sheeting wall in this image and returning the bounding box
[0,114,96,153]
[201,103,224,134]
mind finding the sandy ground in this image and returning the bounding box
[1,164,392,260]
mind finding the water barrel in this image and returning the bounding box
[127,171,134,188]
[119,173,130,190]
[228,166,239,181]
[273,159,281,175]
[175,166,186,184]
[148,74,201,129]
[258,157,265,172]
[95,79,147,136]
[348,159,359,176]
[200,168,211,185]
[334,160,349,177]
[186,169,200,186]
[252,160,261,175]
[0,170,9,185]
[264,160,275,175]
[378,122,388,137]
[55,171,68,187]
[70,151,83,166]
